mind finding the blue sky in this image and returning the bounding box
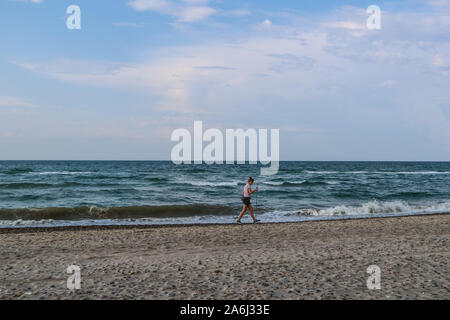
[0,0,449,160]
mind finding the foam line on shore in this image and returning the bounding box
[1,211,448,234]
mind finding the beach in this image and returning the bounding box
[0,214,449,300]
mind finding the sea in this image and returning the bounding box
[0,161,449,228]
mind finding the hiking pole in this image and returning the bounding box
[254,186,258,211]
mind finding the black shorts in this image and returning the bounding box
[242,197,251,205]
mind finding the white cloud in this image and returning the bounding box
[112,22,150,27]
[222,9,251,17]
[128,0,216,22]
[325,21,364,30]
[8,0,43,3]
[432,54,450,68]
[378,80,397,87]
[0,96,35,108]
[252,19,273,32]
[427,0,450,9]
[128,0,172,12]
[180,0,209,4]
[178,6,216,22]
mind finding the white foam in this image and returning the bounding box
[263,180,308,185]
[290,200,450,217]
[263,181,284,186]
[184,181,240,187]
[305,171,342,174]
[33,171,93,175]
[0,219,55,226]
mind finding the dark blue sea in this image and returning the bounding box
[0,161,449,227]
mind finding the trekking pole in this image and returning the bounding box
[254,186,258,211]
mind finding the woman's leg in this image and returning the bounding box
[248,204,257,222]
[237,204,248,221]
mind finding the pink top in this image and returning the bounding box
[243,183,251,198]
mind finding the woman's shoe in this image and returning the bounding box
[253,219,260,223]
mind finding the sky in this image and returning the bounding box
[0,0,449,161]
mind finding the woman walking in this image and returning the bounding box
[236,177,260,223]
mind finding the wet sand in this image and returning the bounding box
[0,214,449,300]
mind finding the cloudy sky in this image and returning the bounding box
[1,0,449,160]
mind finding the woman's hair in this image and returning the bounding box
[248,177,254,183]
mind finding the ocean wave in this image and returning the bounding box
[0,201,449,227]
[144,177,169,182]
[384,171,450,175]
[263,181,288,186]
[288,200,450,217]
[0,182,55,189]
[0,168,34,175]
[0,204,237,221]
[260,180,280,185]
[31,171,93,175]
[0,181,107,190]
[176,181,240,187]
[388,191,433,199]
[305,170,450,175]
[263,180,338,186]
[305,171,344,174]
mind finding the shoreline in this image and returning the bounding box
[1,211,449,234]
[0,213,449,299]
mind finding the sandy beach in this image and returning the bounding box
[0,214,449,300]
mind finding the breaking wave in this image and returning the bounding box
[0,204,237,221]
[289,200,450,217]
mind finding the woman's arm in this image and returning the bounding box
[248,186,259,194]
